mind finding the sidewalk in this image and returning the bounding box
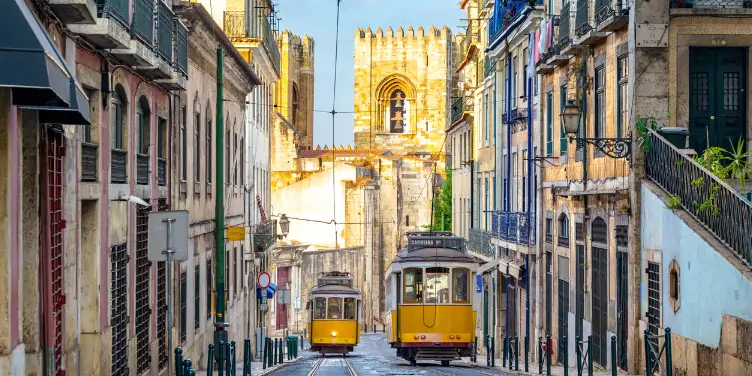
[459,356,632,376]
[194,340,313,376]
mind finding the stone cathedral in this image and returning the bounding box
[270,26,455,332]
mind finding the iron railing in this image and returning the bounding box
[575,0,592,37]
[469,227,494,257]
[111,149,127,183]
[645,128,752,266]
[176,19,188,76]
[82,143,98,182]
[484,55,496,78]
[596,0,630,24]
[157,1,174,62]
[95,0,129,29]
[558,235,570,248]
[489,0,541,44]
[491,211,536,245]
[158,158,166,186]
[136,154,149,185]
[253,220,277,252]
[670,0,752,8]
[223,9,280,73]
[132,0,154,46]
[451,97,464,124]
[558,2,571,49]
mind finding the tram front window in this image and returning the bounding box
[452,268,470,303]
[403,268,424,303]
[314,297,327,319]
[344,297,356,320]
[327,297,343,319]
[426,267,450,304]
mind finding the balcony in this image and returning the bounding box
[253,221,278,253]
[646,128,752,267]
[111,149,127,184]
[557,235,570,248]
[156,18,188,91]
[558,2,572,54]
[136,154,149,185]
[451,97,464,124]
[489,0,541,46]
[48,0,97,24]
[156,1,174,62]
[596,0,629,32]
[157,158,166,186]
[82,143,98,182]
[670,0,752,16]
[68,0,131,49]
[574,0,608,46]
[484,56,496,78]
[223,10,281,74]
[469,228,494,258]
[491,211,536,246]
[131,0,153,46]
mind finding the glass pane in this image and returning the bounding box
[403,268,424,303]
[452,268,469,303]
[327,297,342,319]
[314,297,326,319]
[426,267,450,304]
[344,298,356,320]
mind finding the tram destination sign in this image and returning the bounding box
[407,236,464,252]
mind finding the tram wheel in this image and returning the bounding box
[409,359,417,366]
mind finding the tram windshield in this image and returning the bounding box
[425,267,450,304]
[403,268,424,303]
[452,268,470,303]
[314,297,326,319]
[344,297,356,320]
[327,297,342,319]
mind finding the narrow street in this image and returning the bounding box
[268,334,514,376]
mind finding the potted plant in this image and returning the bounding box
[720,138,752,196]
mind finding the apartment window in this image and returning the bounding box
[545,218,553,243]
[617,55,629,138]
[484,178,489,230]
[194,112,201,182]
[225,248,231,300]
[484,93,490,145]
[512,56,518,108]
[240,138,245,184]
[476,178,481,228]
[206,258,213,319]
[206,117,212,184]
[522,48,528,97]
[560,85,568,153]
[595,65,606,140]
[512,152,518,210]
[112,89,125,150]
[158,119,166,159]
[137,100,150,154]
[194,265,200,331]
[180,106,187,181]
[238,245,243,295]
[233,133,238,185]
[180,271,187,343]
[546,91,553,156]
[233,247,238,298]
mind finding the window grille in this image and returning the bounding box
[575,222,584,241]
[180,271,187,343]
[575,244,585,339]
[207,259,213,319]
[591,217,608,243]
[592,246,609,366]
[195,265,200,331]
[647,261,661,350]
[616,225,628,248]
[157,199,169,370]
[135,204,152,373]
[111,243,129,376]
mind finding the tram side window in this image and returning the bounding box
[403,268,424,303]
[327,297,343,319]
[344,298,356,320]
[425,267,450,304]
[314,297,327,319]
[452,268,470,303]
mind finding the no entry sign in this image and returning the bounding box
[257,271,271,289]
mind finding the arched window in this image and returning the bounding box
[111,86,127,150]
[387,89,408,133]
[292,84,299,127]
[558,213,569,248]
[137,97,150,154]
[592,217,608,244]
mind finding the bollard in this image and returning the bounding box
[176,347,184,376]
[502,336,507,367]
[268,338,274,366]
[473,336,478,363]
[576,336,582,376]
[538,337,543,374]
[665,328,673,376]
[183,359,193,376]
[227,341,234,376]
[208,344,215,376]
[273,338,278,366]
[546,335,551,376]
[486,335,491,366]
[243,339,251,376]
[491,336,495,367]
[262,338,267,369]
[279,338,284,364]
[188,370,196,376]
[515,336,519,371]
[300,335,304,350]
[563,335,568,376]
[611,336,617,376]
[525,336,529,372]
[217,342,225,376]
[587,335,593,376]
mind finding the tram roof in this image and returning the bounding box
[390,246,479,264]
[310,283,361,295]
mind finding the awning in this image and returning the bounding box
[0,0,91,125]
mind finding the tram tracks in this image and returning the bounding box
[307,356,358,376]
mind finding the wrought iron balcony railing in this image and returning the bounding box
[546,232,553,243]
[176,19,188,76]
[158,158,166,186]
[670,0,752,8]
[111,149,127,183]
[558,2,572,49]
[95,0,129,29]
[469,228,494,257]
[157,1,174,62]
[136,154,149,185]
[484,55,496,78]
[645,128,752,267]
[557,235,570,248]
[596,0,630,24]
[489,0,541,44]
[223,10,280,73]
[132,0,154,45]
[253,220,278,252]
[82,143,98,182]
[491,211,536,245]
[575,0,592,37]
[451,97,464,124]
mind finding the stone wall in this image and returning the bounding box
[671,315,752,376]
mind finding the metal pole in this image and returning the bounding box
[665,328,673,376]
[164,217,176,376]
[214,47,228,344]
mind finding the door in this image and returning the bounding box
[276,267,290,329]
[591,247,608,367]
[575,245,585,340]
[557,278,569,363]
[689,48,746,155]
[616,251,629,370]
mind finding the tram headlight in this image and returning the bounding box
[331,331,337,337]
[420,335,426,339]
[449,335,455,339]
[456,335,461,340]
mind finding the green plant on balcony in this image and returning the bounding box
[721,138,752,192]
[636,117,663,153]
[667,194,682,210]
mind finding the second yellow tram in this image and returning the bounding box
[384,232,481,365]
[306,271,362,355]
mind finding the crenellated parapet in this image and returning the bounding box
[355,25,452,39]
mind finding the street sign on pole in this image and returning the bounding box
[147,211,189,262]
[257,272,271,289]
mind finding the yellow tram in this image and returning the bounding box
[306,271,362,355]
[385,232,481,366]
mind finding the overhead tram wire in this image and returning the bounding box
[331,0,343,248]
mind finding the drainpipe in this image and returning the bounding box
[505,48,512,356]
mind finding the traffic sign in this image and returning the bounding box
[260,303,268,312]
[257,272,271,289]
[476,275,483,293]
[226,226,245,241]
[147,210,189,261]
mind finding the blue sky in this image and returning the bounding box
[275,0,464,147]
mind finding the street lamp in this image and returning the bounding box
[278,214,290,238]
[561,100,632,161]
